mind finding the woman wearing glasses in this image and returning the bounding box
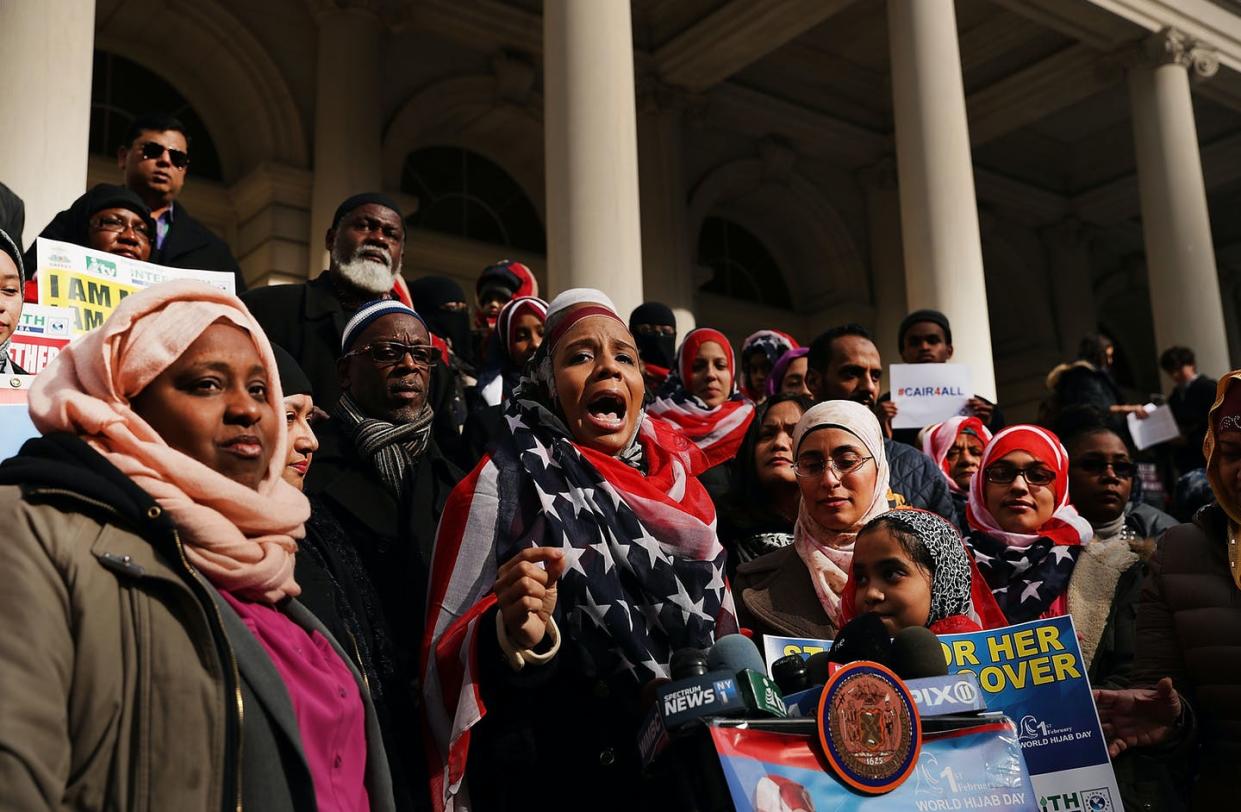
[964,424,1095,626]
[733,400,890,639]
[23,183,155,272]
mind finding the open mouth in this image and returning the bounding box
[585,392,627,432]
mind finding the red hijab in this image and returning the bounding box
[966,425,1092,548]
[922,416,993,493]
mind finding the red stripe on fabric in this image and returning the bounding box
[547,305,624,349]
[707,727,831,771]
[420,459,487,670]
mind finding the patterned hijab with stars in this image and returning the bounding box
[965,425,1093,623]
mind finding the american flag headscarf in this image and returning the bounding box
[922,416,993,493]
[740,329,798,400]
[648,327,756,468]
[965,425,1092,623]
[421,291,737,811]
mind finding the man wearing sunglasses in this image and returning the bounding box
[303,301,460,806]
[116,112,245,291]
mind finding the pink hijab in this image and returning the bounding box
[28,279,309,603]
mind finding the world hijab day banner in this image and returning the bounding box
[761,616,1121,812]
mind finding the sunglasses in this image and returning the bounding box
[984,463,1056,486]
[341,341,436,367]
[139,141,190,169]
[1075,459,1137,479]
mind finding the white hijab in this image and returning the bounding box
[791,400,891,625]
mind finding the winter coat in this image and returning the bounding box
[0,432,394,812]
[733,545,838,641]
[885,437,956,521]
[1131,504,1241,809]
[1044,360,1124,422]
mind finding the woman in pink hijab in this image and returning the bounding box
[0,280,394,810]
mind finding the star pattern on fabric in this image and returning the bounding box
[1019,580,1044,604]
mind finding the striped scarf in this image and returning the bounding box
[334,392,434,496]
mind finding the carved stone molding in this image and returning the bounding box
[1142,27,1219,80]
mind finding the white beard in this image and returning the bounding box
[335,255,395,294]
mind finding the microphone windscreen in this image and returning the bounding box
[669,648,709,680]
[771,654,809,696]
[828,612,892,668]
[706,634,767,675]
[805,652,832,687]
[890,626,949,679]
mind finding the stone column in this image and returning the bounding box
[1041,218,1099,356]
[544,0,644,318]
[887,0,996,401]
[1129,28,1231,380]
[637,80,695,334]
[307,2,385,278]
[0,0,95,249]
[858,158,907,367]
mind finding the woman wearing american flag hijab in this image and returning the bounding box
[421,289,737,812]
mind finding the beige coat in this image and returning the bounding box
[0,438,394,812]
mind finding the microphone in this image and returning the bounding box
[670,647,709,679]
[828,612,892,668]
[708,634,788,720]
[890,626,948,679]
[771,654,809,696]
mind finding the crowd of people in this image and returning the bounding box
[0,112,1238,812]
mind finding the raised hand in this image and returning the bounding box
[1093,677,1182,758]
[496,546,566,649]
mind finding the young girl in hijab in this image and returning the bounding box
[922,416,993,531]
[475,295,548,407]
[739,329,798,403]
[647,327,756,471]
[842,509,1006,635]
[965,425,1093,624]
[733,400,890,639]
[766,346,811,398]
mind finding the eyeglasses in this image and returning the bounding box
[1075,459,1137,479]
[984,463,1056,486]
[90,214,151,240]
[341,341,436,367]
[139,141,190,169]
[793,453,873,479]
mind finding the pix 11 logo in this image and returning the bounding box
[1040,787,1113,812]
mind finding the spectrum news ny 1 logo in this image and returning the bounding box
[1040,786,1114,812]
[661,678,737,715]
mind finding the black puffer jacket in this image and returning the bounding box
[884,438,955,521]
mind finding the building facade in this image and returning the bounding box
[3,0,1241,418]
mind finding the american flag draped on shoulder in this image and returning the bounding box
[420,397,738,812]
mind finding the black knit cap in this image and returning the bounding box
[271,343,314,398]
[898,309,952,349]
[331,193,404,232]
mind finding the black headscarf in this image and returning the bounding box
[23,184,154,273]
[271,343,314,398]
[409,275,474,364]
[629,301,677,371]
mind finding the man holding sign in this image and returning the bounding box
[878,310,1005,447]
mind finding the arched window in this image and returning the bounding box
[90,51,224,182]
[401,146,545,253]
[696,216,791,309]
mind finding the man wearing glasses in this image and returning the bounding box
[303,301,460,804]
[115,112,244,291]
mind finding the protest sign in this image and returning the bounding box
[0,374,39,462]
[710,719,1037,811]
[763,615,1121,810]
[1127,404,1180,451]
[890,363,972,429]
[9,303,73,374]
[35,238,234,336]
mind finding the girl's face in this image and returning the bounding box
[945,433,985,491]
[983,450,1057,534]
[690,340,731,408]
[852,526,933,635]
[508,311,545,367]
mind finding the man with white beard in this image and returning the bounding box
[243,193,407,410]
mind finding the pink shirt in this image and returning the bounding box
[220,591,370,812]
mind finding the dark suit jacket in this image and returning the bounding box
[158,202,245,292]
[243,274,349,409]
